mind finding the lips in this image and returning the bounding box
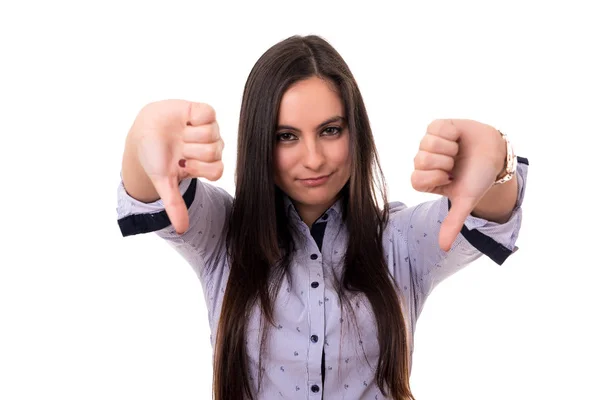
[298,173,332,187]
[300,174,330,181]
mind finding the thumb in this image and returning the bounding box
[151,175,189,235]
[439,198,474,251]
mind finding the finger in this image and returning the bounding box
[150,175,189,234]
[419,134,459,157]
[184,159,224,181]
[426,119,460,142]
[439,197,474,252]
[186,102,216,127]
[182,141,223,162]
[447,118,484,135]
[182,122,221,143]
[411,169,453,193]
[413,151,455,172]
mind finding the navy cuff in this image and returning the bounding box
[118,178,197,237]
[447,156,528,265]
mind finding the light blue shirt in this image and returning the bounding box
[116,157,528,399]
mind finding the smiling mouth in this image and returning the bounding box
[300,174,331,181]
[298,173,332,187]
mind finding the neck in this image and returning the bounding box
[292,197,339,228]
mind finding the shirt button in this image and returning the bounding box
[322,213,328,220]
[311,384,320,393]
[311,281,319,288]
[311,334,319,343]
[310,254,318,260]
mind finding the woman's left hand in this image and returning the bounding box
[411,119,506,251]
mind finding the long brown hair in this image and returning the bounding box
[213,34,414,400]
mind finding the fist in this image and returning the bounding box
[133,99,224,234]
[411,119,506,251]
[136,99,224,184]
[411,122,459,194]
[180,109,224,182]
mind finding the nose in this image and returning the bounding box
[303,139,325,171]
[302,137,326,171]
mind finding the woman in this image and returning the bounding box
[116,35,528,399]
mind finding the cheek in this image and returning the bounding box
[333,138,351,173]
[339,147,350,166]
[273,148,294,184]
[339,154,351,180]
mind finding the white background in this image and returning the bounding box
[1,1,599,399]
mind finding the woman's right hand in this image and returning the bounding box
[131,99,224,234]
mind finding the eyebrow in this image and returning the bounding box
[276,116,346,132]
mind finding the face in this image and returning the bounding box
[274,76,351,222]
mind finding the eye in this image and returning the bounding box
[276,132,298,142]
[322,126,342,136]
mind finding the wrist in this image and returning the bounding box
[495,140,508,180]
[493,130,517,185]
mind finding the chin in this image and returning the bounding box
[292,187,340,207]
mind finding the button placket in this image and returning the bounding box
[307,247,325,396]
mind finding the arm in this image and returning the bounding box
[471,176,517,223]
[388,157,528,313]
[116,101,232,278]
[116,174,233,280]
[391,118,528,320]
[471,134,525,223]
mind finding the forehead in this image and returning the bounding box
[278,77,343,125]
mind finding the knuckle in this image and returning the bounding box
[197,125,213,141]
[446,157,455,170]
[199,103,216,122]
[207,162,224,180]
[450,141,459,156]
[415,151,429,168]
[211,122,221,142]
[410,171,423,190]
[204,122,220,142]
[205,103,216,119]
[420,134,435,151]
[208,145,220,161]
[426,119,442,134]
[434,137,446,152]
[422,151,432,163]
[184,122,219,143]
[413,154,420,168]
[181,143,194,159]
[204,170,216,181]
[142,100,158,113]
[426,119,437,132]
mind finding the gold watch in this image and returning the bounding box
[494,130,517,185]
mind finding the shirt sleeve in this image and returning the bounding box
[115,174,233,279]
[388,156,529,311]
